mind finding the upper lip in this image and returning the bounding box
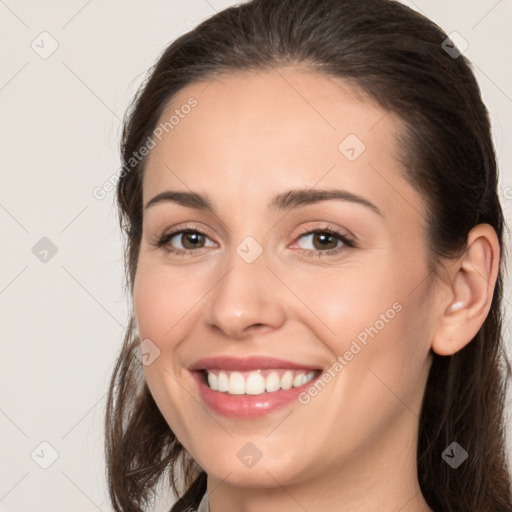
[189,356,322,372]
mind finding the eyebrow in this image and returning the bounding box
[144,188,383,216]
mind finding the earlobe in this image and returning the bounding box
[431,224,500,357]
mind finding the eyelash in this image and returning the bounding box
[153,225,356,258]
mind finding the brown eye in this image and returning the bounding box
[178,231,206,249]
[156,229,216,253]
[311,232,338,250]
[297,231,343,251]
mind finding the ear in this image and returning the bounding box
[431,223,500,356]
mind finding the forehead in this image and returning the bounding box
[142,67,424,221]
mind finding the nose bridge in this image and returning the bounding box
[204,237,286,338]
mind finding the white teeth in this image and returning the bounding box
[281,370,294,390]
[293,373,304,387]
[265,372,281,392]
[205,369,318,395]
[217,371,229,392]
[207,372,218,391]
[245,372,266,395]
[229,372,245,395]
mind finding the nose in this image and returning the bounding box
[204,249,287,340]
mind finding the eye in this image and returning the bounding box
[152,225,355,257]
[293,227,355,257]
[155,229,216,254]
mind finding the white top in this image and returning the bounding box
[197,492,209,512]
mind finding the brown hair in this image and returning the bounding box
[105,0,512,510]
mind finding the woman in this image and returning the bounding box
[105,0,512,510]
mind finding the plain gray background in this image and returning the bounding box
[1,1,511,510]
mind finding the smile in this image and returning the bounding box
[205,369,319,395]
[189,356,323,418]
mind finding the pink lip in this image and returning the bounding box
[189,356,321,372]
[189,356,322,419]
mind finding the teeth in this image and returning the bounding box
[207,372,218,390]
[293,373,305,387]
[217,371,229,392]
[265,372,281,392]
[205,369,318,395]
[245,372,266,395]
[281,370,294,390]
[229,372,245,395]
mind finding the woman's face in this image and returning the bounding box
[134,67,436,490]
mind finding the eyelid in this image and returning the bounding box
[151,222,218,252]
[290,225,356,252]
[159,222,217,242]
[153,221,356,256]
[290,221,356,244]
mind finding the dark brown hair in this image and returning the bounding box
[105,0,512,510]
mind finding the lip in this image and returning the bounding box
[189,356,322,372]
[189,356,322,419]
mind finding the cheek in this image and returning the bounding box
[290,267,431,452]
[286,256,432,393]
[132,256,216,423]
[132,260,201,443]
[280,259,403,352]
[133,256,211,342]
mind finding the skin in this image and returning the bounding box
[133,67,499,512]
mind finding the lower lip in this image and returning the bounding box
[191,371,319,418]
